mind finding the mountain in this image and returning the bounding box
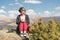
[0,16,60,30]
[42,16,60,23]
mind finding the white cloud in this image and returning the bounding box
[38,11,54,17]
[0,9,18,19]
[43,11,50,15]
[26,9,38,18]
[14,2,23,6]
[38,13,46,17]
[0,9,6,14]
[8,10,19,14]
[15,0,18,2]
[15,2,20,4]
[24,0,42,4]
[54,12,60,16]
[26,9,37,15]
[8,14,16,18]
[8,10,20,18]
[8,3,14,6]
[8,2,23,7]
[43,11,54,17]
[55,6,60,10]
[26,10,54,17]
[1,6,5,9]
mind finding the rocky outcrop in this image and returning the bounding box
[0,30,22,40]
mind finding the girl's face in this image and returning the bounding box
[20,8,26,15]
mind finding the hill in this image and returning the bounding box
[0,16,60,30]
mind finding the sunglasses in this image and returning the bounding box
[21,10,26,11]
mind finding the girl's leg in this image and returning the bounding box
[19,22,24,36]
[23,22,28,36]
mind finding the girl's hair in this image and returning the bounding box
[19,7,26,12]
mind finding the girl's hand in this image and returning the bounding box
[21,19,25,22]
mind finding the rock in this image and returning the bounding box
[0,30,22,40]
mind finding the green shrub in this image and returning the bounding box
[29,18,60,40]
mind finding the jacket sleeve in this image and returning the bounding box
[27,15,30,25]
[16,15,20,25]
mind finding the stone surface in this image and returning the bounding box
[0,30,22,40]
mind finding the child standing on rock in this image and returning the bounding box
[16,7,30,37]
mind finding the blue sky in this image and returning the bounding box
[0,0,60,19]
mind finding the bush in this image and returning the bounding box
[29,18,60,40]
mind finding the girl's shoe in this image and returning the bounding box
[20,33,24,37]
[23,33,27,36]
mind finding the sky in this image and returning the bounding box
[0,0,60,19]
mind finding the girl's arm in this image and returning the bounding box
[27,15,30,25]
[16,15,20,25]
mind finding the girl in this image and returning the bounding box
[16,7,30,37]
